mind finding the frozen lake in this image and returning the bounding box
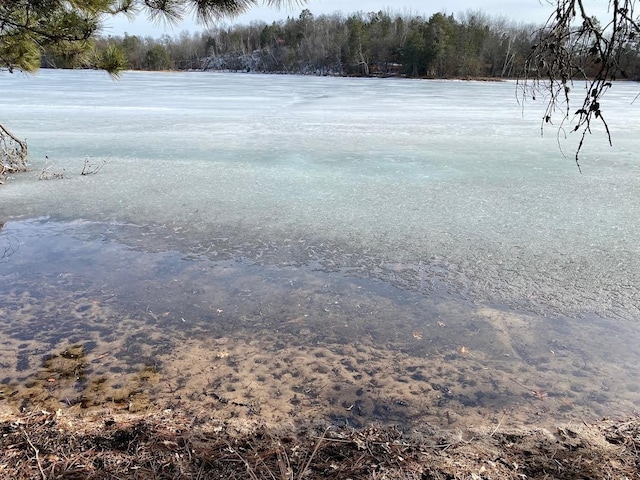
[1,70,639,428]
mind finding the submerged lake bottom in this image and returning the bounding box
[1,217,639,431]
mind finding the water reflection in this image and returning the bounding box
[1,218,639,428]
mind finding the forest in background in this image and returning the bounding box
[43,8,640,79]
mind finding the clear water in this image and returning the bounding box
[1,70,639,428]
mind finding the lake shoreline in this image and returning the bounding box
[1,408,638,478]
[2,217,639,435]
[3,215,636,476]
[2,71,639,476]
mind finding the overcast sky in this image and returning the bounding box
[104,0,612,37]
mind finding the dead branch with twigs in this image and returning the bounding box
[81,157,106,176]
[0,123,28,183]
[38,156,66,181]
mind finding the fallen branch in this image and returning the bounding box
[81,157,106,176]
[0,123,28,179]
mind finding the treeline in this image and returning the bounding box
[46,9,640,79]
[197,9,535,77]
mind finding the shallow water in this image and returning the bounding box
[1,71,639,428]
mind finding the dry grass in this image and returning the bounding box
[1,409,639,479]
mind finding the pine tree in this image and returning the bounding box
[1,1,302,74]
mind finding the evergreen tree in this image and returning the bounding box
[0,0,303,75]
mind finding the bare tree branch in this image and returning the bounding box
[520,0,640,168]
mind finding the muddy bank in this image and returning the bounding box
[1,409,638,479]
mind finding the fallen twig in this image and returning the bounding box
[21,427,46,480]
[81,157,106,176]
[297,426,330,480]
[490,411,508,437]
[225,440,260,480]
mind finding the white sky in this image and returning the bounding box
[103,0,612,37]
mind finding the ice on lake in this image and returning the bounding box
[1,70,639,428]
